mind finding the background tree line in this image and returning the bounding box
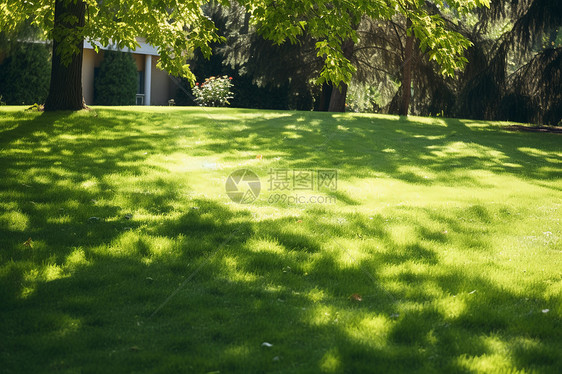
[0,0,559,125]
[179,0,560,125]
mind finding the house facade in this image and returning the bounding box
[82,38,175,106]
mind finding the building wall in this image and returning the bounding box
[82,49,172,106]
[150,56,173,105]
[82,49,104,105]
[82,49,95,105]
[131,54,144,72]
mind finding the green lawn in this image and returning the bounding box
[0,106,560,373]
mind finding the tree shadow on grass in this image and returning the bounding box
[1,198,560,373]
[0,108,560,373]
[0,110,209,301]
[197,111,561,185]
[3,109,559,192]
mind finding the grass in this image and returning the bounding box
[0,106,560,373]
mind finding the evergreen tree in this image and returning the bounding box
[0,42,50,105]
[457,0,562,124]
[94,50,137,106]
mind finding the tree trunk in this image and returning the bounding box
[315,82,333,111]
[328,38,355,112]
[328,82,348,112]
[399,18,414,116]
[44,0,87,111]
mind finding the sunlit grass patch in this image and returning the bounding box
[0,106,560,373]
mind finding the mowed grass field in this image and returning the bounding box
[0,106,560,373]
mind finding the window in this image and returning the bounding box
[136,71,145,105]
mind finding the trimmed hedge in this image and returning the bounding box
[0,42,50,105]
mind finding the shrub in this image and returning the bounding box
[192,76,234,107]
[346,82,383,113]
[94,50,137,105]
[0,42,50,105]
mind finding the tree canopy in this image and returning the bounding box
[0,0,490,111]
[241,0,490,86]
[0,0,220,82]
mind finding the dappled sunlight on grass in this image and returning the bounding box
[0,106,560,372]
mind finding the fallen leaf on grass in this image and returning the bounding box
[256,154,263,160]
[23,237,33,248]
[350,293,362,302]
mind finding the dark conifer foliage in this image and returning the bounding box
[458,0,562,124]
[180,2,322,110]
[499,48,561,125]
[0,42,50,105]
[94,50,137,106]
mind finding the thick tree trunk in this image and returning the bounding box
[328,38,355,112]
[315,82,333,111]
[399,18,414,116]
[44,0,87,111]
[328,82,348,112]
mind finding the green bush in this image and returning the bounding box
[346,82,383,113]
[94,50,137,105]
[0,42,50,105]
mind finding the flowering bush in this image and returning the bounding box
[192,75,234,107]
